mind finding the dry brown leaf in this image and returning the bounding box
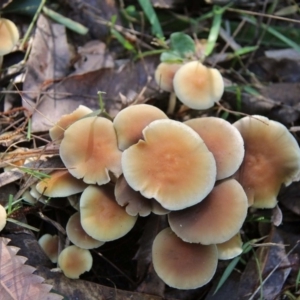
[0,237,63,300]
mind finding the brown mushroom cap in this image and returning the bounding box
[233,115,300,208]
[113,104,168,151]
[154,62,183,92]
[49,105,92,141]
[58,245,92,279]
[169,179,248,244]
[216,233,243,260]
[173,61,224,110]
[0,204,7,231]
[80,185,137,242]
[38,234,59,263]
[185,117,244,180]
[152,227,218,289]
[0,18,19,55]
[66,212,105,249]
[115,175,170,217]
[36,170,87,197]
[60,116,122,185]
[122,119,216,210]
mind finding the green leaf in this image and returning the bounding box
[170,32,195,57]
[160,51,183,62]
[138,0,163,38]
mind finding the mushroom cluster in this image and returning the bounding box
[30,98,300,286]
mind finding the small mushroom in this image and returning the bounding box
[66,212,105,249]
[113,104,168,151]
[36,170,87,198]
[216,233,243,260]
[185,117,244,180]
[233,115,300,208]
[154,62,183,92]
[58,245,93,279]
[60,116,122,185]
[169,179,248,244]
[0,18,19,68]
[152,227,218,289]
[173,61,224,110]
[122,119,216,210]
[80,185,137,242]
[0,204,7,231]
[49,105,93,141]
[38,234,59,263]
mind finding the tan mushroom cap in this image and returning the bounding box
[49,105,93,141]
[36,170,87,197]
[173,61,224,110]
[113,104,168,151]
[80,185,137,242]
[115,175,170,217]
[38,234,59,263]
[66,212,105,249]
[58,245,92,279]
[233,115,300,208]
[185,117,244,180]
[0,18,19,55]
[154,62,183,92]
[217,233,243,260]
[122,119,216,210]
[60,116,122,185]
[152,227,218,289]
[169,179,248,244]
[0,204,7,231]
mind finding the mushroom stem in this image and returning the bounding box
[167,92,176,115]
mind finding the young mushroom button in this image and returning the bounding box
[122,119,217,211]
[0,18,19,56]
[233,115,300,208]
[173,61,224,110]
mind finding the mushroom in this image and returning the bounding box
[59,116,122,185]
[122,119,216,210]
[49,105,93,142]
[113,104,168,151]
[115,175,169,217]
[233,115,300,208]
[185,117,244,180]
[66,212,105,249]
[168,179,248,244]
[36,170,87,198]
[80,185,137,242]
[58,245,93,279]
[38,234,59,263]
[0,18,19,68]
[216,233,243,260]
[0,204,7,231]
[152,227,218,289]
[173,61,224,110]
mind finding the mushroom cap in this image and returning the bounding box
[0,18,19,55]
[185,117,244,180]
[154,62,183,92]
[0,204,7,231]
[66,212,105,249]
[173,61,224,110]
[122,119,216,210]
[152,227,218,289]
[80,185,137,242]
[36,170,87,197]
[38,234,59,263]
[58,245,92,279]
[217,233,243,260]
[233,115,300,208]
[22,190,38,205]
[60,116,122,185]
[113,104,168,151]
[49,105,93,141]
[169,179,248,244]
